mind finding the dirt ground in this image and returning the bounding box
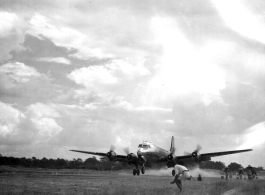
[0,170,264,195]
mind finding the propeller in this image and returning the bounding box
[110,145,116,151]
[196,144,202,152]
[170,146,176,155]
[106,145,117,160]
[184,144,202,158]
[123,147,138,162]
[167,136,176,161]
[123,147,130,155]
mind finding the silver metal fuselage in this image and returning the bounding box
[137,141,170,163]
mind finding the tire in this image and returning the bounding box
[172,169,175,176]
[141,167,145,174]
[133,169,136,176]
[136,169,140,176]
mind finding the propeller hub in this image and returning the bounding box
[192,151,198,158]
[127,154,132,161]
[107,152,111,157]
[167,154,173,161]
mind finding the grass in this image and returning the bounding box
[209,179,265,195]
[0,167,264,195]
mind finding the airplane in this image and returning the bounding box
[70,136,253,176]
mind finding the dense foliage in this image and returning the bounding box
[0,155,263,171]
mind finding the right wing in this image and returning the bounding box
[175,149,252,164]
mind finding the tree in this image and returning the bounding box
[40,157,48,168]
[56,158,67,169]
[84,157,99,170]
[257,166,264,171]
[199,161,225,170]
[228,162,242,171]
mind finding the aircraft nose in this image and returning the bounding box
[137,148,143,155]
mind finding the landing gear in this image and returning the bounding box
[133,169,140,176]
[172,169,175,176]
[141,167,145,174]
[133,169,137,176]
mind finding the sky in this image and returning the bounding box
[0,0,265,168]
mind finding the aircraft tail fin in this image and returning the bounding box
[170,136,175,154]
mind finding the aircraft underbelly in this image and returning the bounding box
[143,153,161,163]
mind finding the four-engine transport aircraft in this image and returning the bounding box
[70,136,252,176]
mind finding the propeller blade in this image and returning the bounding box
[123,147,130,155]
[170,147,176,155]
[110,145,116,151]
[184,151,191,156]
[196,144,202,152]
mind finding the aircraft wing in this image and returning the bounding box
[70,150,127,160]
[200,149,253,158]
[176,149,253,160]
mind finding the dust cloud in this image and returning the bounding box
[144,166,221,177]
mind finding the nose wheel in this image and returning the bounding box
[141,167,145,174]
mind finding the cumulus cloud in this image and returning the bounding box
[0,102,24,136]
[0,102,62,148]
[26,103,62,138]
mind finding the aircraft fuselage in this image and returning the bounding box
[137,141,170,163]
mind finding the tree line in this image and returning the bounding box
[0,155,263,171]
[0,156,128,170]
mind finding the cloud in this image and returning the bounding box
[25,103,62,137]
[0,62,64,106]
[212,0,265,44]
[238,122,265,149]
[1,0,265,168]
[0,102,24,136]
[0,12,26,62]
[27,13,113,59]
[143,16,226,106]
[0,62,40,83]
[0,102,62,147]
[68,58,150,88]
[36,57,71,65]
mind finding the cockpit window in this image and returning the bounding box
[138,144,150,148]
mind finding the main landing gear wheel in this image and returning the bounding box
[172,169,175,176]
[141,167,145,174]
[136,169,140,176]
[133,169,137,176]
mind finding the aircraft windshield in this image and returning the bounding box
[138,144,150,148]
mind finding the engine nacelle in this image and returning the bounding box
[106,151,117,161]
[191,151,201,160]
[127,153,138,163]
[167,154,174,161]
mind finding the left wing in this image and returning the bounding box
[70,149,127,162]
[175,149,252,164]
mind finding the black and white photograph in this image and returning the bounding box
[0,0,265,194]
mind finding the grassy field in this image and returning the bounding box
[0,167,264,195]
